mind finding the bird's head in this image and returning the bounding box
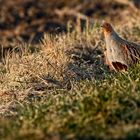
[101,22,114,36]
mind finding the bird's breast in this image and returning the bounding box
[105,36,128,66]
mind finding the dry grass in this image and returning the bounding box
[1,14,140,139]
[0,22,105,116]
[0,18,140,114]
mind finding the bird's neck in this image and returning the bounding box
[104,30,122,48]
[104,30,120,41]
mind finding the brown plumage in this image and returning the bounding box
[101,22,140,71]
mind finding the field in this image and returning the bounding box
[0,0,140,140]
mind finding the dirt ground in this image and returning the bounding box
[0,0,139,47]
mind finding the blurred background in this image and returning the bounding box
[0,0,139,45]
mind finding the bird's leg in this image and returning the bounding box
[104,50,114,70]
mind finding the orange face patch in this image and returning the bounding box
[101,22,113,36]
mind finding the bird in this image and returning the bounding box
[101,22,140,71]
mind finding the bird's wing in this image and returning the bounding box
[122,42,140,64]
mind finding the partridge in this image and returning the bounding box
[101,22,140,71]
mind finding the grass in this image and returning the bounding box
[1,69,140,140]
[1,21,140,139]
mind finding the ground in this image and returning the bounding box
[0,0,140,140]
